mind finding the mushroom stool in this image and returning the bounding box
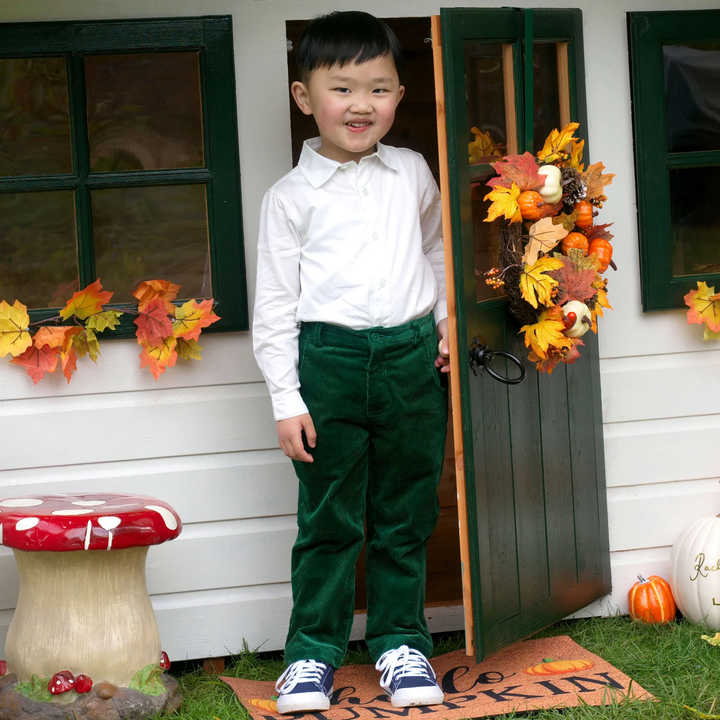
[0,493,182,720]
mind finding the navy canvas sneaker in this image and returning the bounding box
[275,659,334,714]
[375,646,444,708]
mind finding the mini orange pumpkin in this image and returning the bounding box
[588,237,613,273]
[518,190,555,221]
[628,574,676,624]
[573,200,594,228]
[561,231,589,255]
[524,658,594,676]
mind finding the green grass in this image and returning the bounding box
[156,617,720,719]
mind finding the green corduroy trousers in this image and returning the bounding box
[285,313,448,669]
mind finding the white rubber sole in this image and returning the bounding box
[276,689,333,714]
[389,688,445,708]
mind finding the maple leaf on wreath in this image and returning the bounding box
[685,281,720,334]
[537,122,579,164]
[529,338,584,374]
[484,182,522,224]
[0,300,32,358]
[523,218,569,266]
[519,255,564,308]
[10,343,59,384]
[568,138,585,172]
[583,162,614,201]
[550,255,599,306]
[172,299,220,341]
[521,306,573,360]
[586,223,615,243]
[59,279,114,321]
[134,298,174,343]
[487,152,546,193]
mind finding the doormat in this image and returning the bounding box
[221,635,652,719]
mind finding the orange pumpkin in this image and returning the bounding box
[561,231,589,255]
[524,658,594,676]
[573,200,594,228]
[588,238,613,273]
[518,190,554,221]
[628,574,676,624]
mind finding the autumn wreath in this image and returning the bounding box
[478,122,614,373]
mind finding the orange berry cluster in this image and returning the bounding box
[484,267,505,289]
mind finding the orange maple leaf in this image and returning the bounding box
[550,255,598,306]
[33,326,77,349]
[59,279,114,320]
[172,299,220,341]
[582,162,614,201]
[139,337,178,380]
[487,152,546,193]
[11,344,59,384]
[685,281,720,334]
[134,298,174,342]
[133,279,182,313]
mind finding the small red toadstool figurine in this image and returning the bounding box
[160,652,171,670]
[49,670,75,695]
[74,674,94,694]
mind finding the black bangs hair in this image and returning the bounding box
[296,11,404,84]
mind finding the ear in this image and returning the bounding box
[291,81,313,116]
[397,85,405,104]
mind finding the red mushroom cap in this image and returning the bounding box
[75,674,93,694]
[49,670,75,695]
[0,660,6,677]
[160,651,171,670]
[0,494,181,552]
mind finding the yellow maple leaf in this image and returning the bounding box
[176,337,203,361]
[172,299,220,341]
[519,256,564,309]
[685,281,720,334]
[522,218,570,266]
[568,138,585,171]
[86,310,124,332]
[469,127,502,164]
[139,336,178,380]
[72,327,101,363]
[520,307,573,359]
[0,300,32,358]
[484,182,522,223]
[59,279,113,321]
[590,287,613,332]
[537,122,580,163]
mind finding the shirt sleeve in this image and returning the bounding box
[252,190,309,421]
[418,159,448,325]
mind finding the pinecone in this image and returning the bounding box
[561,167,586,212]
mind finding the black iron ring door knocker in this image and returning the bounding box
[469,337,527,385]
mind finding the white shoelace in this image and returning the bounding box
[375,646,436,692]
[276,659,328,694]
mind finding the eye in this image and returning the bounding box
[373,88,389,94]
[334,87,350,94]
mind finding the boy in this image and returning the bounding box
[253,10,450,714]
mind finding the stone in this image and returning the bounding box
[0,673,181,720]
[94,683,117,700]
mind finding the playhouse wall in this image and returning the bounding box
[0,0,718,659]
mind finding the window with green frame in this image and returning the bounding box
[629,10,720,312]
[0,16,248,335]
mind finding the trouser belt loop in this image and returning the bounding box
[412,321,421,346]
[314,323,324,348]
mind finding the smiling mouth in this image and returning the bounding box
[346,121,372,130]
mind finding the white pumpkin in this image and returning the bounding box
[562,300,592,338]
[669,514,720,630]
[537,165,563,204]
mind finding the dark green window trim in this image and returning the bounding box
[628,10,720,312]
[0,16,248,335]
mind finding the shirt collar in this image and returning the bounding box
[298,137,399,189]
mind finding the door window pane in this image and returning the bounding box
[664,44,720,153]
[0,191,78,307]
[92,184,211,303]
[532,43,564,154]
[85,52,204,172]
[465,43,517,162]
[471,168,506,303]
[669,165,720,276]
[0,58,72,177]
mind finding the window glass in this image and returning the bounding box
[92,184,211,302]
[0,58,72,177]
[532,43,563,154]
[85,52,204,172]
[0,190,78,307]
[664,44,720,153]
[669,166,720,276]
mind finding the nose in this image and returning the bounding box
[349,92,373,113]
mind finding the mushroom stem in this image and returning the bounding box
[5,547,160,687]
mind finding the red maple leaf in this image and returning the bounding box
[550,257,598,306]
[11,344,59,384]
[487,152,546,193]
[586,223,615,243]
[134,298,174,342]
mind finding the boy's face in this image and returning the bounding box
[291,54,405,164]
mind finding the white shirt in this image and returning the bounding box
[253,138,447,421]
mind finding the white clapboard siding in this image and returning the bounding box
[0,450,298,524]
[0,334,264,402]
[603,414,720,487]
[0,516,297,609]
[601,350,720,424]
[0,383,277,471]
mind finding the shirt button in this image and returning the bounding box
[363,188,369,195]
[380,279,386,288]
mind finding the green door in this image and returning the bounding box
[439,8,611,662]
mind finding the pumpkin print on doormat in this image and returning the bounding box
[222,635,652,720]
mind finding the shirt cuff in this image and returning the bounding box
[272,390,309,422]
[433,300,448,326]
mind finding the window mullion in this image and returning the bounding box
[68,50,94,288]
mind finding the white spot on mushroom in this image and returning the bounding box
[0,499,43,508]
[84,520,92,550]
[0,523,3,545]
[145,505,178,531]
[53,509,94,516]
[16,517,39,531]
[72,500,107,507]
[98,516,121,530]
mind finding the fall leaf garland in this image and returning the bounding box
[0,279,220,384]
[480,122,615,373]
